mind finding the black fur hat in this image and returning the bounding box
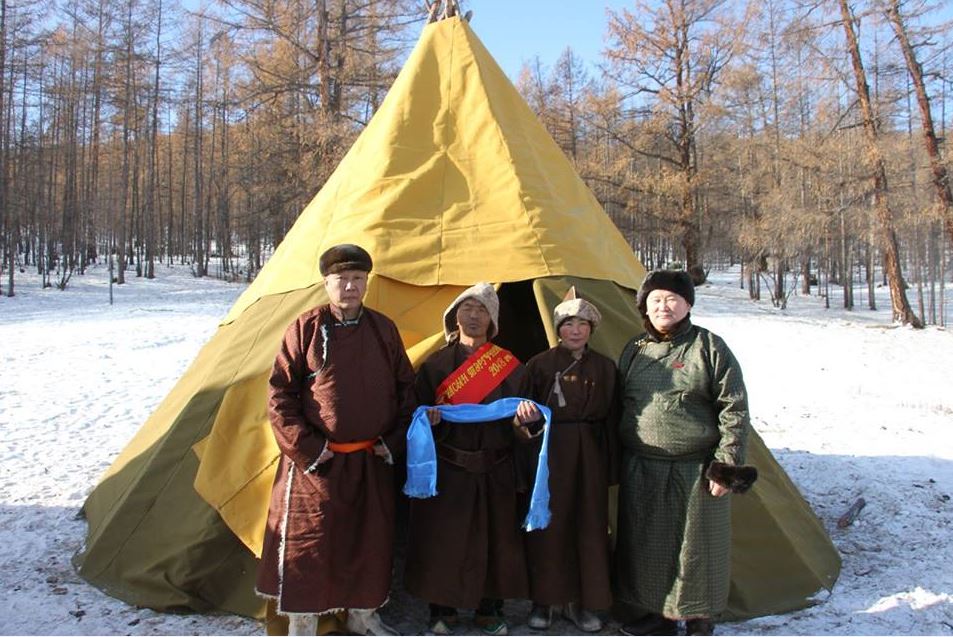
[319,244,373,276]
[637,269,696,314]
[706,461,759,494]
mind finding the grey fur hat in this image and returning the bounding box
[442,282,499,342]
[553,286,602,330]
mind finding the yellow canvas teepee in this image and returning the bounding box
[74,16,838,621]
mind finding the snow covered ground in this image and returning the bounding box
[0,262,951,635]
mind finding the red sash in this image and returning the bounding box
[435,342,520,405]
[328,439,376,454]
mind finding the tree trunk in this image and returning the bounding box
[0,0,10,297]
[840,210,852,309]
[927,227,938,324]
[914,224,924,323]
[87,0,106,274]
[180,107,188,266]
[192,21,206,277]
[838,0,921,327]
[885,0,953,248]
[801,256,811,295]
[145,0,162,280]
[316,0,333,114]
[940,234,947,327]
[117,0,136,286]
[166,103,174,266]
[775,258,786,307]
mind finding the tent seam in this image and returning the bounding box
[463,22,552,278]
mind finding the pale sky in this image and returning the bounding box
[450,0,953,81]
[458,1,632,79]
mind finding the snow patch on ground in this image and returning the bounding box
[1,263,952,635]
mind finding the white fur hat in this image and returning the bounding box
[442,282,500,342]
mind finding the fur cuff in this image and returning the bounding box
[706,461,758,494]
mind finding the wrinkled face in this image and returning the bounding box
[558,317,592,353]
[646,289,691,333]
[455,298,492,340]
[324,270,368,315]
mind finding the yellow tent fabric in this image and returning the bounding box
[222,15,643,324]
[74,14,839,623]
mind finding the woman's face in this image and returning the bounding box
[646,289,691,333]
[558,317,592,353]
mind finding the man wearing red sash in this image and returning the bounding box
[404,282,533,636]
[256,244,415,636]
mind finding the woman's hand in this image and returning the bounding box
[515,400,541,424]
[513,400,542,440]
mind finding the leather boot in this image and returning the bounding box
[620,613,678,636]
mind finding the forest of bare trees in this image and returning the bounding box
[0,0,950,327]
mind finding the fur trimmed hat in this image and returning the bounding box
[637,269,696,314]
[443,282,500,342]
[319,244,373,276]
[553,287,602,331]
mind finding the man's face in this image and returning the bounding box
[455,298,492,340]
[324,270,368,314]
[646,289,691,333]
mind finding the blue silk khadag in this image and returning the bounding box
[403,397,552,531]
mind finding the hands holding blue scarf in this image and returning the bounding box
[403,397,553,531]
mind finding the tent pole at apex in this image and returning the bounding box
[425,0,472,23]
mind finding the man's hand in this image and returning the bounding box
[372,439,393,465]
[316,444,335,465]
[305,442,334,473]
[426,407,442,427]
[708,480,730,497]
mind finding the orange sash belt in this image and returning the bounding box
[328,439,376,453]
[435,342,520,405]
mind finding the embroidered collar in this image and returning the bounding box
[329,305,363,327]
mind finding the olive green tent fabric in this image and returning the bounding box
[727,429,841,619]
[74,286,327,616]
[74,13,838,623]
[530,276,642,358]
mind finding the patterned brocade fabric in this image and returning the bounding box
[615,321,750,618]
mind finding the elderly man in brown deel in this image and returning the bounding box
[255,244,415,636]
